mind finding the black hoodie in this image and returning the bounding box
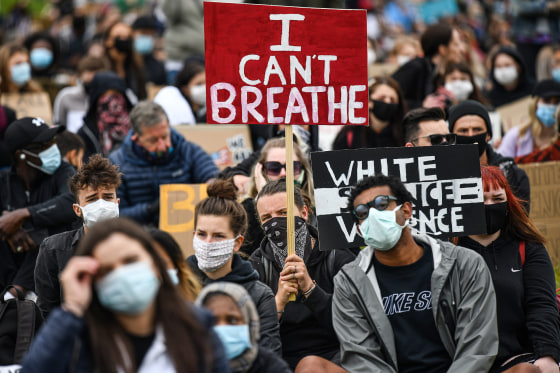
[187,254,282,354]
[488,47,535,108]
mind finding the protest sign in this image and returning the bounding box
[174,124,252,169]
[204,2,369,126]
[159,184,207,258]
[1,92,52,124]
[496,95,531,133]
[311,145,485,250]
[519,161,560,266]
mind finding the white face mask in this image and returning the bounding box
[78,199,119,228]
[444,80,474,102]
[397,55,412,66]
[193,235,238,272]
[190,84,206,106]
[494,66,518,85]
[367,48,377,65]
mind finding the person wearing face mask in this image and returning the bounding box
[22,218,230,373]
[0,117,76,300]
[252,180,356,370]
[498,79,560,159]
[131,15,167,86]
[34,154,121,319]
[0,43,43,95]
[488,47,536,108]
[331,174,498,373]
[23,32,61,104]
[109,100,219,226]
[457,166,560,373]
[186,179,281,355]
[448,100,531,213]
[197,282,292,373]
[332,76,407,150]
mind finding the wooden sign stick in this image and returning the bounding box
[285,125,296,302]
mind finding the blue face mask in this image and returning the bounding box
[134,35,155,55]
[95,261,160,315]
[10,62,31,87]
[552,67,560,83]
[23,143,62,175]
[359,204,407,251]
[213,324,251,360]
[167,268,180,285]
[536,103,558,128]
[30,48,53,69]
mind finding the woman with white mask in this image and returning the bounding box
[438,61,489,105]
[187,179,282,355]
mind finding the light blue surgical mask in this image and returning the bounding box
[134,35,154,55]
[23,143,61,175]
[552,67,560,83]
[359,205,407,251]
[213,324,251,360]
[95,261,160,315]
[167,268,180,285]
[10,62,31,87]
[536,103,558,128]
[30,48,53,69]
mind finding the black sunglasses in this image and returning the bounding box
[413,133,457,146]
[352,195,398,220]
[263,161,302,177]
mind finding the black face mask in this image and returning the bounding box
[371,100,399,122]
[485,202,508,234]
[262,216,310,270]
[114,37,132,54]
[455,132,488,156]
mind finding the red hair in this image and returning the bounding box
[481,166,545,244]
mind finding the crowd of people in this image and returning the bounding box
[0,0,559,372]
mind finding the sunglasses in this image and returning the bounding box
[263,161,302,177]
[352,195,398,220]
[413,133,457,146]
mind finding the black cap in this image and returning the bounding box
[4,117,65,153]
[132,16,157,31]
[448,100,492,138]
[532,79,560,98]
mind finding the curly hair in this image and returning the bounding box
[68,154,122,202]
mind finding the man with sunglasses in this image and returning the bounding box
[0,117,77,299]
[332,174,498,373]
[402,107,456,147]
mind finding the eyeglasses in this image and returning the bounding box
[352,195,398,220]
[263,161,302,177]
[412,133,457,146]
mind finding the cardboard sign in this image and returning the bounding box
[311,145,485,250]
[174,124,253,169]
[204,2,369,125]
[519,161,560,266]
[1,92,52,124]
[159,184,208,258]
[496,96,531,133]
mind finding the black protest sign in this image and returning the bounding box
[310,145,486,250]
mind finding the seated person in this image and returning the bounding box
[56,130,85,171]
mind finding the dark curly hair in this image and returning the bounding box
[68,154,122,202]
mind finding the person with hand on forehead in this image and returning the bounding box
[332,174,498,373]
[0,117,75,299]
[402,107,457,147]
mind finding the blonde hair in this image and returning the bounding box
[518,97,559,143]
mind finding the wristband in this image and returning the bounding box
[302,281,316,297]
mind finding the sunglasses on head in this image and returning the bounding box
[413,133,457,146]
[352,195,398,220]
[263,161,302,177]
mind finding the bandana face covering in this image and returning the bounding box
[96,93,131,155]
[262,216,310,270]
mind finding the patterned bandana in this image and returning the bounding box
[262,216,311,271]
[96,93,131,155]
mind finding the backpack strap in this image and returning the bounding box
[519,241,526,266]
[13,300,37,363]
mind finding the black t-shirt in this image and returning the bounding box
[373,242,452,373]
[125,331,155,369]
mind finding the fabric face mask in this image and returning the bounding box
[10,62,31,87]
[95,261,160,315]
[367,48,376,65]
[134,35,154,55]
[536,103,558,128]
[445,80,474,102]
[553,67,560,83]
[484,202,508,234]
[114,37,132,54]
[371,100,399,122]
[455,132,488,157]
[193,235,237,272]
[190,84,206,106]
[213,324,251,360]
[167,268,180,285]
[262,216,310,270]
[30,48,53,69]
[397,55,412,66]
[23,143,62,175]
[78,199,119,228]
[493,66,518,86]
[359,204,407,251]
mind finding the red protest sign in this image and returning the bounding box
[204,2,368,126]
